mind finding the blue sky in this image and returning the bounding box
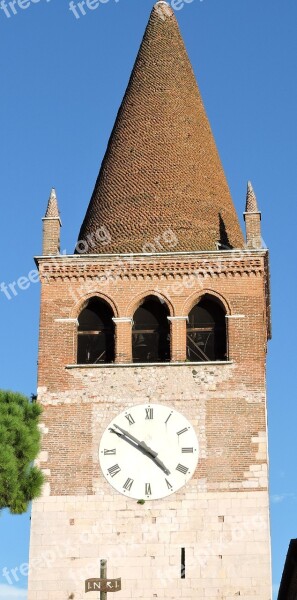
[0,0,296,597]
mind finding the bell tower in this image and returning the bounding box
[28,3,272,599]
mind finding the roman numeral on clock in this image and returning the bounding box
[108,464,121,477]
[145,408,154,420]
[123,478,134,491]
[125,413,135,426]
[177,428,189,437]
[165,478,173,490]
[176,464,189,475]
[182,447,194,454]
[165,412,173,424]
[104,449,116,455]
[145,483,152,496]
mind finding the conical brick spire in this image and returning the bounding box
[45,188,60,218]
[77,2,244,254]
[245,181,259,213]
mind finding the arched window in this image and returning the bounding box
[77,298,115,364]
[187,296,227,362]
[132,296,170,363]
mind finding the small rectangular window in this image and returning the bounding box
[181,547,185,579]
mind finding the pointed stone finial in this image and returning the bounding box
[245,181,259,213]
[154,1,174,20]
[244,181,262,249]
[45,188,60,219]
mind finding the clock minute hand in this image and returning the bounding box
[151,456,171,476]
[113,425,170,475]
[110,425,171,476]
[113,424,158,458]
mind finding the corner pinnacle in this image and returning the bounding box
[45,188,60,218]
[245,181,259,213]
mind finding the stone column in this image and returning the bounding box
[112,317,133,364]
[167,316,188,362]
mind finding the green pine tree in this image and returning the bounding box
[0,390,44,514]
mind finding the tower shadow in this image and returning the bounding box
[219,213,233,249]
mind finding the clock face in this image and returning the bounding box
[99,404,199,500]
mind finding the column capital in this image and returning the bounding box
[54,318,79,324]
[112,317,133,324]
[167,316,189,322]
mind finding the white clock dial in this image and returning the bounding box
[99,404,199,500]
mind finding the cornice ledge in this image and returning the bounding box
[35,248,268,264]
[37,257,265,282]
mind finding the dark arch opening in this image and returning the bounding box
[77,298,115,364]
[132,296,170,363]
[187,296,227,362]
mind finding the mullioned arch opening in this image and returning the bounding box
[186,295,227,362]
[132,295,170,363]
[77,297,115,364]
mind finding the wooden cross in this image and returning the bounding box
[85,560,121,597]
[100,560,107,600]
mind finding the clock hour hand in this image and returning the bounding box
[112,424,158,458]
[109,426,149,454]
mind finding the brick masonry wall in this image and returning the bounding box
[244,214,262,250]
[36,251,269,391]
[42,219,60,255]
[28,249,272,599]
[37,364,267,496]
